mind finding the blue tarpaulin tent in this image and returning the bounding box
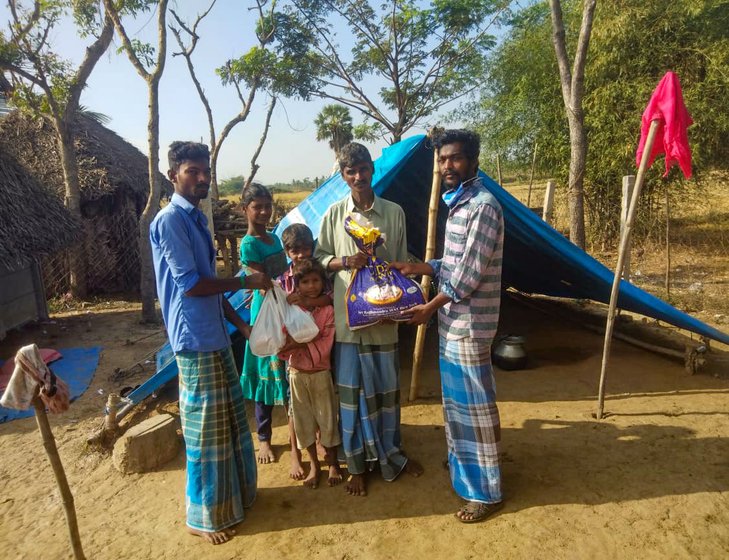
[119,134,728,417]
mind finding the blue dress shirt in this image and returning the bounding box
[150,193,230,353]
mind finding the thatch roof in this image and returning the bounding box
[0,150,81,268]
[0,110,171,204]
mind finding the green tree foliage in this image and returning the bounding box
[467,0,729,246]
[289,0,505,143]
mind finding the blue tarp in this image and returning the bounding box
[0,346,102,423]
[278,134,729,345]
[122,134,728,413]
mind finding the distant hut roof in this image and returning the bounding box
[0,110,171,204]
[0,150,81,268]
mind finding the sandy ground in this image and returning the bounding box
[1,296,728,560]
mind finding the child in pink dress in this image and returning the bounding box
[278,258,342,489]
[278,224,333,481]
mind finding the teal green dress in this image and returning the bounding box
[240,233,289,405]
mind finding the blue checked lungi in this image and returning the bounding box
[177,347,257,532]
[334,342,408,481]
[439,337,502,504]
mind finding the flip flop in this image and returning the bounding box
[455,501,504,524]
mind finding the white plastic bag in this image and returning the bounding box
[270,284,319,343]
[248,288,287,357]
[283,302,320,343]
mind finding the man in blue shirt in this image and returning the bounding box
[150,141,270,546]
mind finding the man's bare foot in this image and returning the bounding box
[345,473,367,496]
[404,458,424,477]
[187,527,235,545]
[328,463,344,486]
[257,441,276,464]
[290,452,305,480]
[304,464,320,489]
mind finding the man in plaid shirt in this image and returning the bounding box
[391,129,504,523]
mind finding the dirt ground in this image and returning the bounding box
[1,295,728,560]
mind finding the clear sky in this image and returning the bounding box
[2,0,445,184]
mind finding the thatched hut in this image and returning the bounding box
[0,111,171,295]
[0,149,80,338]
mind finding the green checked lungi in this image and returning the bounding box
[334,341,408,481]
[177,347,257,532]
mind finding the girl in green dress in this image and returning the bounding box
[239,183,288,464]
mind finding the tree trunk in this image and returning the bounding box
[549,0,596,251]
[139,83,162,323]
[567,115,587,248]
[55,123,87,298]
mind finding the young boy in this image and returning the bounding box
[278,224,333,481]
[278,258,342,489]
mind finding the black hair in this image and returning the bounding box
[241,182,273,206]
[338,142,373,172]
[432,129,481,161]
[281,223,314,250]
[292,257,327,285]
[168,141,210,172]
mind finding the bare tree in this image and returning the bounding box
[0,0,114,297]
[103,0,168,323]
[169,0,313,199]
[168,1,221,196]
[549,0,597,249]
[244,95,277,191]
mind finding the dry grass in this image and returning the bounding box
[219,190,311,206]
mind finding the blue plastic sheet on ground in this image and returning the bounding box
[0,346,102,424]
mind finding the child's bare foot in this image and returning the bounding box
[258,441,276,464]
[304,464,320,489]
[345,473,367,496]
[404,458,424,477]
[290,451,305,480]
[328,463,343,486]
[187,527,235,545]
[316,440,327,460]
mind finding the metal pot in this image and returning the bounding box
[492,335,527,371]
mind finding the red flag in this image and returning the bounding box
[636,71,693,178]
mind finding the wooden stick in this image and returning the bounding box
[409,146,442,401]
[665,183,671,297]
[596,120,660,419]
[527,140,538,207]
[542,181,556,224]
[32,396,86,560]
[496,154,503,187]
[620,175,636,280]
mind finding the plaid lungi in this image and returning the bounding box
[439,337,502,504]
[334,342,408,481]
[177,347,257,532]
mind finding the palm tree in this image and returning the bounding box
[314,104,354,161]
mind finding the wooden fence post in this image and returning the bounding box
[621,175,636,279]
[542,181,556,225]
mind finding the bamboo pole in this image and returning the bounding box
[409,146,442,401]
[32,395,86,560]
[596,120,660,419]
[526,141,538,207]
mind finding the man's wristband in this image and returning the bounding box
[239,275,246,289]
[341,256,349,270]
